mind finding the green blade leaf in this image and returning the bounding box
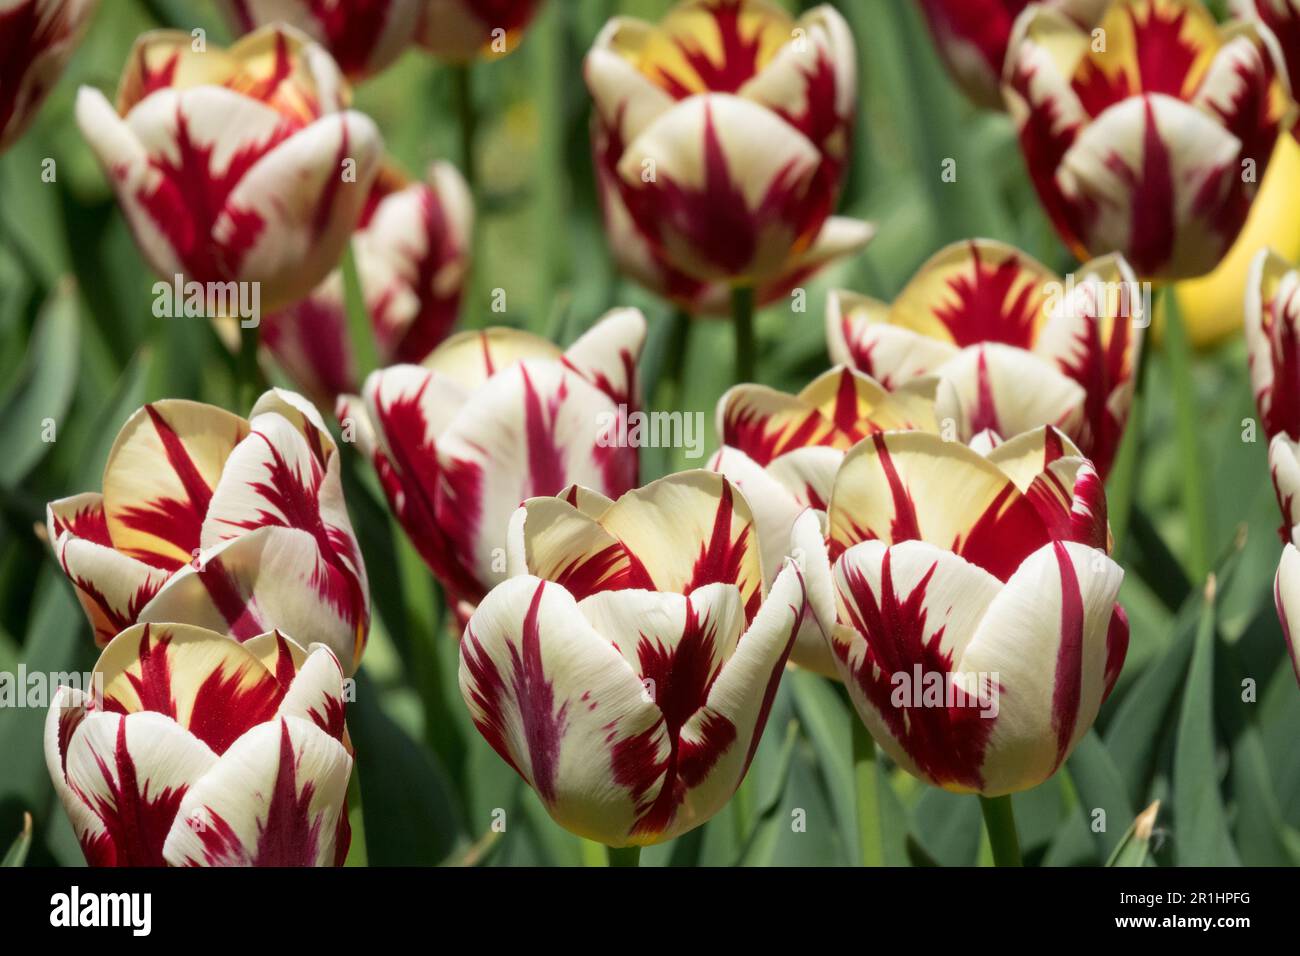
[1,812,31,868]
[1065,730,1135,862]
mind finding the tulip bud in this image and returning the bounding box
[461,471,805,846]
[828,239,1144,478]
[45,389,370,672]
[1004,0,1291,279]
[585,0,872,310]
[338,308,645,619]
[799,428,1126,795]
[75,25,383,313]
[0,0,98,153]
[45,623,352,866]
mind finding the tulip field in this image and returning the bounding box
[2,0,1300,882]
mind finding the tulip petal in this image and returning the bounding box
[421,327,561,393]
[162,715,351,866]
[827,289,959,388]
[1274,542,1300,684]
[561,307,647,407]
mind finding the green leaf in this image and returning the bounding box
[1161,290,1210,581]
[341,240,378,382]
[1106,801,1160,867]
[1065,731,1135,862]
[2,813,31,867]
[733,718,799,866]
[0,279,80,489]
[349,668,466,865]
[1172,579,1239,865]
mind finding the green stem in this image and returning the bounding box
[661,308,691,409]
[731,285,755,384]
[452,64,477,192]
[979,795,1022,867]
[606,845,641,867]
[851,718,884,866]
[236,320,263,409]
[1162,287,1210,582]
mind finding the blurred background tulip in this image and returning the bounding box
[0,0,97,152]
[337,308,644,621]
[262,159,472,405]
[1004,0,1290,280]
[461,471,804,851]
[46,623,352,866]
[44,389,371,672]
[418,0,544,61]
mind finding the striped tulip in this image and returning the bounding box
[919,0,1107,109]
[45,389,370,673]
[1274,544,1300,683]
[215,0,424,80]
[1241,0,1300,137]
[75,24,383,313]
[585,0,872,310]
[707,365,942,675]
[263,161,472,405]
[337,309,645,619]
[462,471,805,846]
[46,623,352,866]
[418,0,544,62]
[1004,0,1291,279]
[0,0,97,152]
[798,428,1127,795]
[828,240,1143,477]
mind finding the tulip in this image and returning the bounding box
[1274,543,1300,684]
[262,160,473,405]
[215,0,424,80]
[798,428,1127,796]
[45,389,370,672]
[585,0,872,311]
[1003,0,1290,280]
[707,365,942,675]
[0,0,97,153]
[337,308,645,620]
[418,0,544,61]
[75,24,382,313]
[46,622,352,866]
[828,239,1144,477]
[919,0,1107,109]
[461,470,805,847]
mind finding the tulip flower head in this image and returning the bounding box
[829,240,1144,477]
[337,308,645,620]
[1241,0,1300,137]
[585,0,872,313]
[461,471,805,846]
[708,365,942,675]
[46,622,353,866]
[1004,0,1291,279]
[263,160,473,405]
[418,0,544,62]
[0,0,98,153]
[75,24,383,313]
[919,0,1108,109]
[45,389,370,673]
[215,0,424,80]
[798,427,1127,796]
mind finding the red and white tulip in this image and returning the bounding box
[799,427,1127,795]
[75,24,383,312]
[45,389,370,673]
[708,365,941,674]
[919,0,1107,109]
[1004,0,1291,279]
[585,0,872,311]
[215,0,424,80]
[46,622,352,866]
[462,471,805,846]
[0,0,97,152]
[263,161,473,405]
[828,239,1144,477]
[418,0,544,61]
[1239,0,1300,137]
[337,308,644,618]
[1274,543,1300,683]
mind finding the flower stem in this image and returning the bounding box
[237,320,263,409]
[851,718,884,866]
[452,63,477,192]
[606,845,641,867]
[979,795,1022,867]
[731,285,755,384]
[1162,286,1210,582]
